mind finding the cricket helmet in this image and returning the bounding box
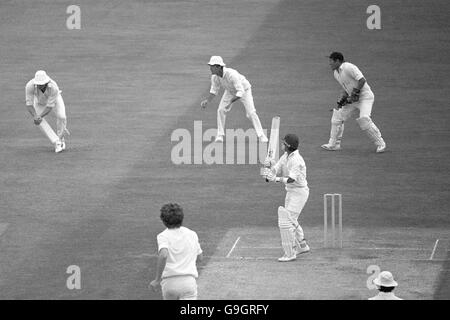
[282,134,299,151]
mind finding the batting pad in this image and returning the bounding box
[329,120,344,145]
[278,206,292,228]
[278,206,295,256]
[279,228,295,257]
[356,116,384,145]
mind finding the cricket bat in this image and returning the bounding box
[39,118,59,145]
[262,116,280,182]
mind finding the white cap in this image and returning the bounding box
[373,271,398,287]
[207,56,226,67]
[34,70,50,85]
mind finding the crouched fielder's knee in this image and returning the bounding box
[356,116,373,130]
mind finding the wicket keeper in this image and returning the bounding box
[322,52,386,153]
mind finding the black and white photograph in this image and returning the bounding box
[0,0,449,310]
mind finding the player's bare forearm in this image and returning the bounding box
[356,78,366,90]
[201,93,216,108]
[230,96,241,104]
[206,93,216,102]
[26,104,37,117]
[153,250,168,282]
[39,106,53,118]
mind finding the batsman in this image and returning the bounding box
[263,134,310,262]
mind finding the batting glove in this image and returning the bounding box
[264,159,276,167]
[265,171,277,182]
[33,117,42,125]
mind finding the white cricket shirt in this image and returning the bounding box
[157,226,202,279]
[210,67,251,98]
[273,150,308,190]
[369,292,403,300]
[334,62,373,97]
[25,78,61,108]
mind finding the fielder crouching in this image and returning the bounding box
[263,134,310,262]
[25,70,69,153]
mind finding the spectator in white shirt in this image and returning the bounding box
[201,56,268,143]
[149,203,203,300]
[369,271,403,300]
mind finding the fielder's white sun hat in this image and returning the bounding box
[207,56,226,66]
[373,271,398,287]
[34,70,50,85]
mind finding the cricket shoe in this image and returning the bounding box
[321,143,341,151]
[278,254,297,262]
[295,243,310,255]
[259,134,269,143]
[55,140,63,153]
[214,135,224,143]
[376,142,386,153]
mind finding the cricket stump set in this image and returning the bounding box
[323,193,343,248]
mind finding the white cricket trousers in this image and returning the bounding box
[285,186,309,243]
[34,94,67,138]
[217,88,265,137]
[334,94,374,121]
[161,275,198,300]
[329,93,385,147]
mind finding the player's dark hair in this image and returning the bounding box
[329,52,344,62]
[284,144,297,152]
[282,134,299,152]
[160,203,184,228]
[379,286,395,292]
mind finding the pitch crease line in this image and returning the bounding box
[0,223,9,237]
[226,236,241,258]
[429,239,439,261]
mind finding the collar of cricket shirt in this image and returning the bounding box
[220,67,229,78]
[287,150,299,158]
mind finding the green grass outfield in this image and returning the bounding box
[0,0,449,299]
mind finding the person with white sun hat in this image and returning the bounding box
[369,271,403,300]
[25,70,69,153]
